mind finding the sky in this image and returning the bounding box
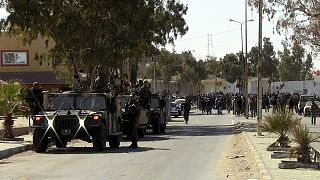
[166,0,283,61]
[0,1,318,67]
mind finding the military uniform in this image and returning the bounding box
[183,101,191,124]
[26,83,44,115]
[125,94,141,148]
[138,83,151,109]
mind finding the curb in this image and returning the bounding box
[243,131,273,180]
[0,143,33,160]
[0,127,33,160]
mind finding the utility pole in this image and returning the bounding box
[244,0,249,119]
[153,56,157,93]
[257,0,263,136]
[207,34,210,59]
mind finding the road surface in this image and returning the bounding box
[0,110,236,180]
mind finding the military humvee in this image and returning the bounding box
[29,91,123,152]
[118,94,169,138]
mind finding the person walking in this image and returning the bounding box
[183,100,191,124]
[125,92,141,148]
[311,100,319,125]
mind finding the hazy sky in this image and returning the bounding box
[166,0,283,60]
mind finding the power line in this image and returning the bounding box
[175,27,240,42]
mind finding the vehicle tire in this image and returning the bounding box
[109,136,120,148]
[92,124,107,151]
[175,115,178,118]
[160,124,166,133]
[33,128,48,153]
[138,127,145,138]
[152,118,161,134]
[55,138,67,148]
[304,113,307,117]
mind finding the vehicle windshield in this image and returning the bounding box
[48,94,106,111]
[300,96,314,102]
[77,95,106,110]
[48,94,74,110]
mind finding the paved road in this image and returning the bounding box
[0,110,236,180]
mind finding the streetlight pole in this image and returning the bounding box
[244,0,249,119]
[257,0,263,136]
[229,18,253,119]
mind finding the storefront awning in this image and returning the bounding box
[0,72,67,87]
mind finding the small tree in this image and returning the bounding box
[261,110,301,147]
[0,81,24,139]
[289,125,320,164]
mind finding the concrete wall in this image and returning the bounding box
[271,80,320,96]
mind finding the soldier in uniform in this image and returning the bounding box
[183,100,192,124]
[125,92,141,148]
[26,82,44,115]
[138,80,151,109]
[93,65,109,93]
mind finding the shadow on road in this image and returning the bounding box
[165,124,239,137]
[45,146,170,154]
[240,122,258,132]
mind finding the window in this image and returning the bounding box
[1,50,29,66]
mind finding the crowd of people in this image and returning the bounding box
[179,91,318,118]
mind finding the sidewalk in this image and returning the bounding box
[0,117,33,160]
[234,112,320,180]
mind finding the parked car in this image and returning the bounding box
[303,101,320,117]
[174,98,186,113]
[171,102,182,117]
[298,95,315,115]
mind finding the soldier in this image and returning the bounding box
[183,100,191,124]
[125,92,141,148]
[26,82,44,115]
[138,80,151,109]
[93,65,108,93]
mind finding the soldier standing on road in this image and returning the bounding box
[183,100,191,124]
[311,100,319,125]
[93,65,109,93]
[125,92,141,148]
[26,82,44,115]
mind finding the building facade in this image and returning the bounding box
[0,33,66,89]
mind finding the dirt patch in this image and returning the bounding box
[217,133,262,179]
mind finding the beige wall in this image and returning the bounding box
[0,33,54,72]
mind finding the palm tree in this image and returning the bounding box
[261,110,301,147]
[289,125,320,164]
[0,81,24,139]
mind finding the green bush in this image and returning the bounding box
[261,110,301,147]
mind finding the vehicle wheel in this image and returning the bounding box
[92,124,107,151]
[138,127,145,138]
[152,118,161,134]
[175,115,178,118]
[178,111,181,116]
[160,124,166,133]
[109,135,120,148]
[33,128,48,153]
[55,138,67,148]
[304,113,307,117]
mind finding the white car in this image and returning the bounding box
[171,102,182,117]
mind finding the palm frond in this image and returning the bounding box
[261,110,301,137]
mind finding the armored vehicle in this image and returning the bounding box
[118,94,169,137]
[29,91,123,153]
